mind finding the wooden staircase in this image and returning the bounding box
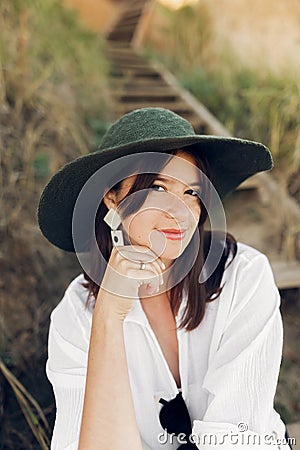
[105,0,300,291]
[107,0,153,44]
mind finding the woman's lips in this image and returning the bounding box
[158,229,186,240]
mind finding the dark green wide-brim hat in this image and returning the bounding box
[38,107,273,252]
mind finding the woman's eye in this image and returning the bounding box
[150,184,166,192]
[186,189,201,198]
[149,185,201,198]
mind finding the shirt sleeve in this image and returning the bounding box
[191,253,289,449]
[46,294,89,450]
[46,281,152,450]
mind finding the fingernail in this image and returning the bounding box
[161,262,166,270]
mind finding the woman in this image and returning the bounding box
[38,108,292,449]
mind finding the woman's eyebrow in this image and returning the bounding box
[155,175,201,188]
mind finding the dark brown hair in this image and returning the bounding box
[82,146,237,331]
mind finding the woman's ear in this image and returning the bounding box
[103,190,118,211]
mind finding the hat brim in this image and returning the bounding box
[38,135,273,252]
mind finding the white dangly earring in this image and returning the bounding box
[103,207,121,229]
[103,208,124,247]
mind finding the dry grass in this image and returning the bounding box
[0,0,111,447]
[0,360,50,449]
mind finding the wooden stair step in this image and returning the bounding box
[270,260,300,290]
[107,32,135,41]
[116,17,142,27]
[108,31,137,40]
[115,93,180,102]
[112,66,158,74]
[122,5,146,18]
[110,22,140,33]
[110,73,163,81]
[112,87,178,96]
[109,59,146,67]
[122,11,143,21]
[113,91,180,100]
[111,69,163,78]
[110,75,169,84]
[108,7,147,30]
[111,81,172,90]
[110,61,153,70]
[106,43,133,50]
[178,114,207,131]
[114,76,169,84]
[108,37,134,43]
[115,102,196,115]
[110,66,161,75]
[118,18,141,28]
[115,99,192,108]
[108,32,134,39]
[114,7,144,23]
[110,60,156,73]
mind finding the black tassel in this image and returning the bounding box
[158,392,198,448]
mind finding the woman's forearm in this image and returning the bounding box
[78,297,143,450]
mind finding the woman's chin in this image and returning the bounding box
[161,249,185,266]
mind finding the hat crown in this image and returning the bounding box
[100,107,195,150]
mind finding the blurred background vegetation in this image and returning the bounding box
[0,0,110,447]
[1,0,299,448]
[144,1,300,199]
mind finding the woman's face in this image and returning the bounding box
[107,151,202,266]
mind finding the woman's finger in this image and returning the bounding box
[114,245,165,282]
[116,251,164,286]
[117,245,165,268]
[126,268,161,294]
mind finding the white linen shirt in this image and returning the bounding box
[46,242,290,449]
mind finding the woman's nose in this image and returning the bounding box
[162,193,190,223]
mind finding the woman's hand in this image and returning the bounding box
[97,245,165,321]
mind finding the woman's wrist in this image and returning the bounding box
[93,294,127,326]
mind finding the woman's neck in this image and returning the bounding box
[139,291,178,321]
